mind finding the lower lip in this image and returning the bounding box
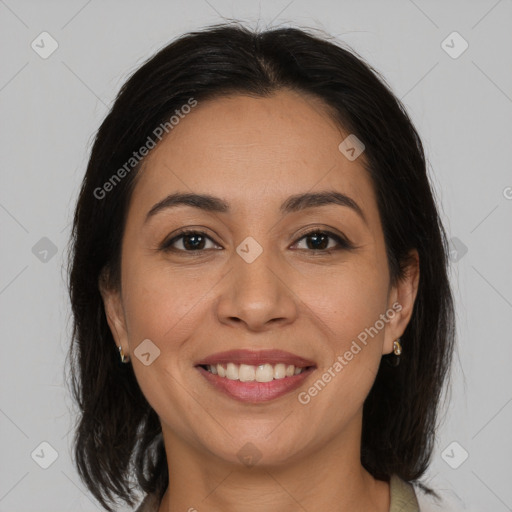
[196,366,315,403]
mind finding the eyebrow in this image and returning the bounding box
[145,190,367,225]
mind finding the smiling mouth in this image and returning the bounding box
[196,363,315,403]
[198,362,313,382]
[195,349,317,402]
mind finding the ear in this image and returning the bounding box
[382,249,420,355]
[98,268,130,357]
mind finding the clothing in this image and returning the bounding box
[133,474,420,511]
[389,474,420,511]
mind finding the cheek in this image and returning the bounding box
[297,264,390,412]
[302,261,390,347]
[119,262,213,431]
[121,257,217,344]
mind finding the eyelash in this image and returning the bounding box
[160,228,354,255]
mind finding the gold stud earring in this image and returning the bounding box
[393,338,402,356]
[118,345,130,363]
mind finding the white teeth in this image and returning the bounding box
[271,363,286,380]
[205,362,307,381]
[256,364,274,382]
[226,362,239,380]
[239,364,256,382]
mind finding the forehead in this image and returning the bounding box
[130,90,377,219]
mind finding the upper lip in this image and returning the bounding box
[195,349,316,368]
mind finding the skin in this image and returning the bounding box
[100,89,419,512]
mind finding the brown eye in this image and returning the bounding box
[161,230,221,252]
[293,229,353,252]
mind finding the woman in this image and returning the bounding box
[68,22,455,512]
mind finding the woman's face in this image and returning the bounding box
[101,89,418,467]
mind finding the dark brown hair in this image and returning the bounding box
[67,21,455,511]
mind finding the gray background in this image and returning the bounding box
[1,0,511,510]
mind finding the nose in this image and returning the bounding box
[215,243,298,332]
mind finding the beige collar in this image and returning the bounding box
[136,473,420,512]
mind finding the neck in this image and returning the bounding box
[157,417,390,512]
